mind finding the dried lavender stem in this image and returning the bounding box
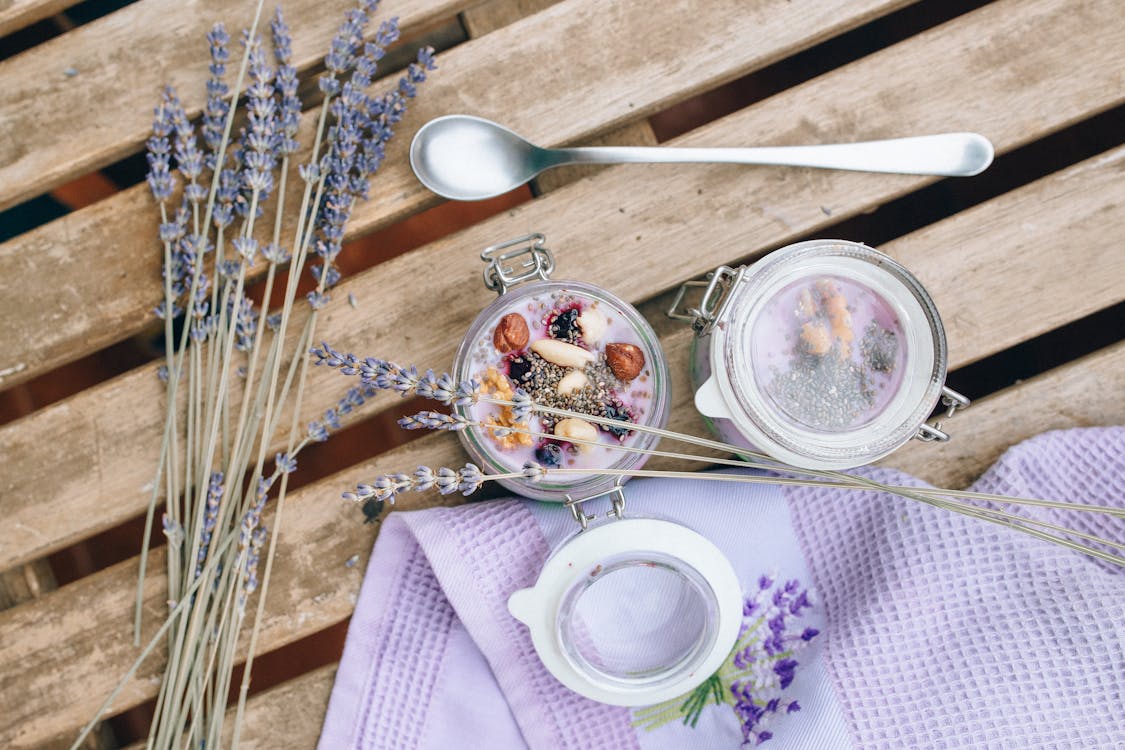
[75,530,237,750]
[134,202,180,645]
[475,419,1124,518]
[233,210,339,742]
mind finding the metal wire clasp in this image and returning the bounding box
[565,479,626,531]
[667,265,743,335]
[916,386,971,442]
[481,233,556,295]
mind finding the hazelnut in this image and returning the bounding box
[531,339,595,368]
[493,313,529,352]
[554,417,599,451]
[605,342,645,382]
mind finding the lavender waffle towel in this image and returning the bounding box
[319,428,1124,749]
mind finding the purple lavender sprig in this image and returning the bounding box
[306,383,378,442]
[164,86,206,204]
[202,23,232,159]
[310,343,482,408]
[145,97,176,202]
[195,471,224,578]
[343,463,482,505]
[270,8,300,156]
[319,0,381,97]
[238,35,278,201]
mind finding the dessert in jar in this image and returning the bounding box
[452,234,671,501]
[670,239,969,470]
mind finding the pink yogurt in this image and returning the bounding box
[463,286,661,480]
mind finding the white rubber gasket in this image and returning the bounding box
[508,517,742,706]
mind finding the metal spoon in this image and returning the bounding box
[410,114,994,201]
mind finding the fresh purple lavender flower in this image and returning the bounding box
[238,524,268,613]
[213,166,241,229]
[262,242,290,264]
[319,1,381,95]
[275,452,298,474]
[307,383,378,442]
[307,290,330,309]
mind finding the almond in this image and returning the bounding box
[576,307,608,344]
[554,417,598,450]
[531,338,595,368]
[605,342,645,382]
[493,313,529,352]
[557,369,588,395]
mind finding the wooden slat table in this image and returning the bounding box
[0,0,1121,747]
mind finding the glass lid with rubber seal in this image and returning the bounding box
[507,487,742,706]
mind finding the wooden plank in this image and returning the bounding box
[120,665,337,750]
[533,120,660,194]
[0,0,80,37]
[0,0,473,213]
[0,0,918,389]
[460,0,559,37]
[114,665,335,750]
[2,0,1123,571]
[8,330,1121,749]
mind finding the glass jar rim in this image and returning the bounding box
[714,240,947,468]
[453,278,672,501]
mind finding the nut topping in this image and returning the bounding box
[576,307,608,344]
[557,369,588,395]
[605,342,645,382]
[531,338,595,368]
[493,313,529,353]
[554,417,599,450]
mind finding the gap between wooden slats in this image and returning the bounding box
[1,0,1123,574]
[3,135,1125,749]
[0,0,921,389]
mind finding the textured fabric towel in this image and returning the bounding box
[318,428,1124,749]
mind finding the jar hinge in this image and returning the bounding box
[481,233,556,295]
[666,265,744,335]
[565,479,626,531]
[915,386,971,442]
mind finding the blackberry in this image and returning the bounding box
[549,308,580,341]
[362,498,385,524]
[601,402,635,438]
[507,354,533,384]
[534,441,564,468]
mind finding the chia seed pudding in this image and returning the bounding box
[454,281,669,500]
[751,275,906,432]
[687,240,950,471]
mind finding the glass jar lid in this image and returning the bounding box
[508,515,742,706]
[708,240,947,469]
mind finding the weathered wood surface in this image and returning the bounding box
[5,131,1125,740]
[0,0,79,37]
[3,0,1124,572]
[11,329,1121,750]
[0,0,473,213]
[0,0,919,389]
[120,664,338,750]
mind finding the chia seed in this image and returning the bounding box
[766,351,874,431]
[861,322,898,373]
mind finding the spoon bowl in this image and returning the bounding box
[410,114,994,201]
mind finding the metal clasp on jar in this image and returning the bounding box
[565,479,627,531]
[481,233,556,294]
[667,265,745,335]
[915,386,971,442]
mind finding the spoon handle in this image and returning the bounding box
[548,132,994,177]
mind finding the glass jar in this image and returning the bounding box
[507,485,743,706]
[452,234,672,501]
[669,239,969,471]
